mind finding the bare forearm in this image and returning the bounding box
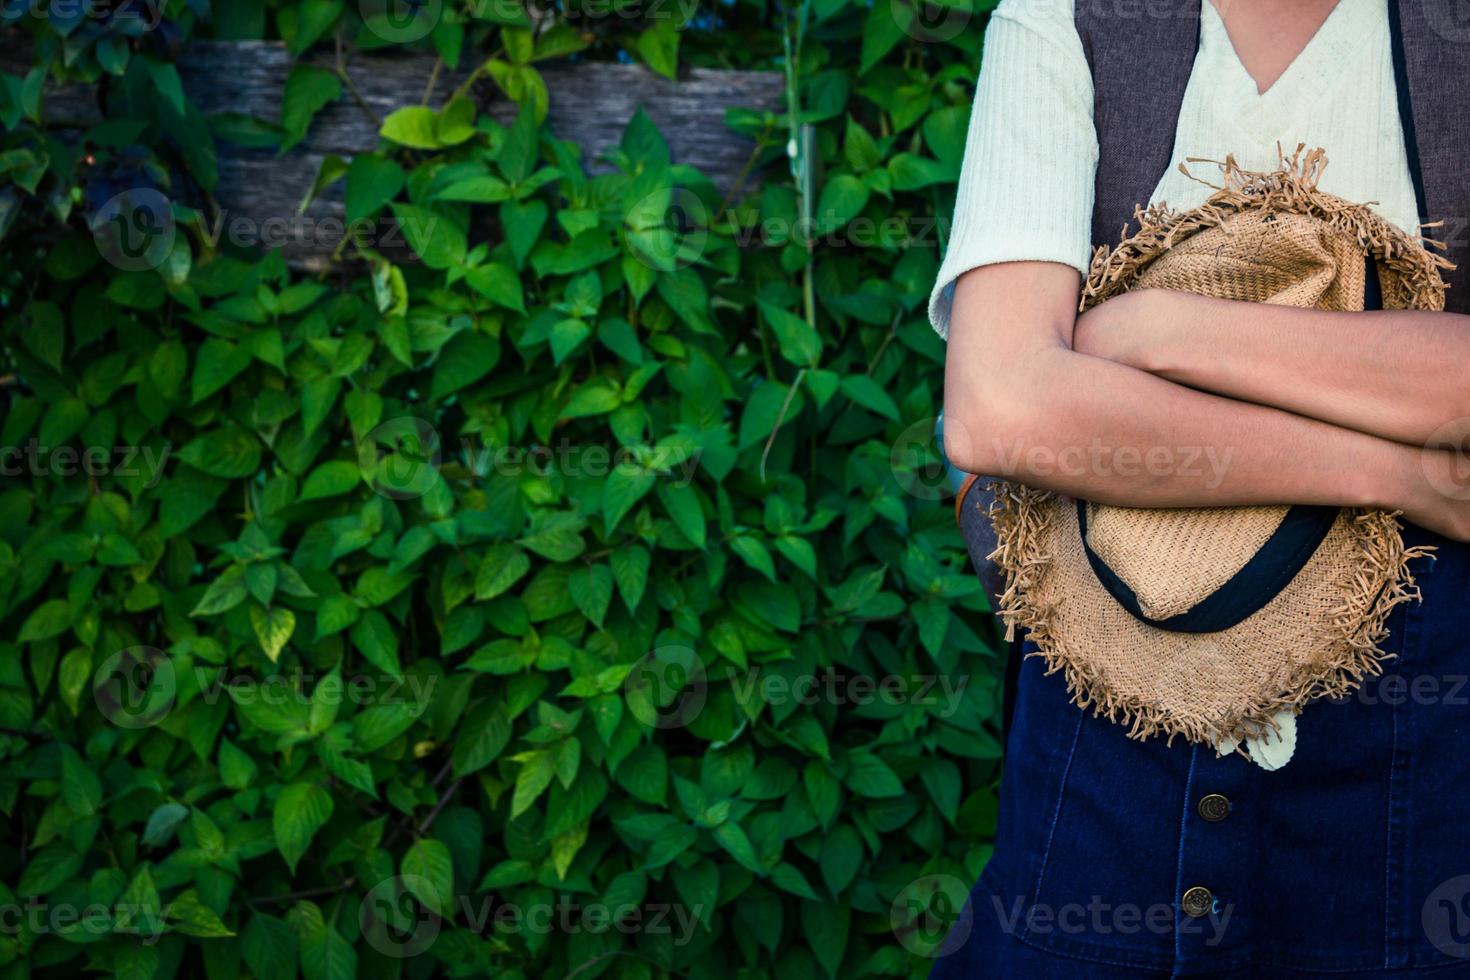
[1075,289,1470,446]
[946,344,1414,510]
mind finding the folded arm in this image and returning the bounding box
[1072,288,1470,448]
[943,262,1470,541]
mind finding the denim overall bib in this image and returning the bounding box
[932,1,1470,975]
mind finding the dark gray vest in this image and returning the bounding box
[1075,0,1470,313]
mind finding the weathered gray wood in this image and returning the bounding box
[4,40,784,267]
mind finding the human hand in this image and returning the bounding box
[1395,444,1470,542]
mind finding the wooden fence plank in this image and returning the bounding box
[3,40,785,267]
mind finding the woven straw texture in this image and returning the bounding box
[984,147,1450,747]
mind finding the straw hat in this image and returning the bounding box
[983,147,1450,750]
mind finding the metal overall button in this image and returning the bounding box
[1181,886,1214,918]
[1197,793,1231,822]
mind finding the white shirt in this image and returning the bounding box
[931,0,1421,768]
[928,0,1421,340]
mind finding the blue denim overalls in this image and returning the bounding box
[932,434,1470,975]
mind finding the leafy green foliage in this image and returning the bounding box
[0,0,1003,977]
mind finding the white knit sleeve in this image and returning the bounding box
[928,0,1098,340]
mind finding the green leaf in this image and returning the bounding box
[402,839,454,915]
[391,203,466,270]
[452,701,511,777]
[568,564,613,628]
[844,751,904,798]
[511,749,557,817]
[179,424,262,479]
[379,106,441,149]
[168,888,235,938]
[861,0,906,73]
[191,339,251,403]
[351,610,401,676]
[738,381,803,451]
[602,465,656,532]
[610,545,650,611]
[280,65,341,151]
[637,20,680,80]
[295,901,356,980]
[18,846,80,896]
[758,301,823,368]
[839,374,901,420]
[816,174,870,232]
[192,566,248,616]
[273,782,334,874]
[430,329,500,400]
[250,604,296,662]
[345,154,405,223]
[18,599,70,643]
[299,460,360,501]
[819,824,864,896]
[143,803,190,847]
[729,536,776,583]
[60,745,102,816]
[466,262,525,313]
[242,914,298,980]
[219,739,259,790]
[803,901,850,978]
[475,544,531,601]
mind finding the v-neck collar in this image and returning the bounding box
[1199,0,1370,141]
[1203,0,1358,102]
